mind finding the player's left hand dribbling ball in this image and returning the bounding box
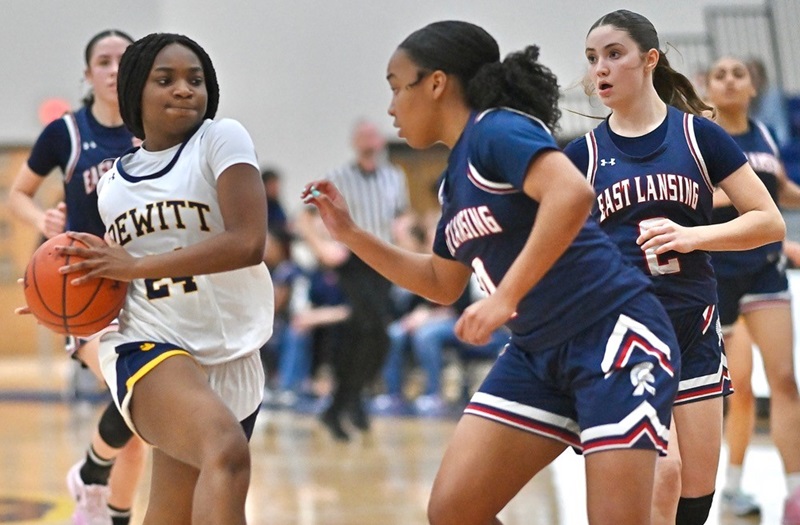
[23,232,128,337]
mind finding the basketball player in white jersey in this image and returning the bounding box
[58,33,273,525]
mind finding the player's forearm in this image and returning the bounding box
[131,229,266,280]
[696,208,785,251]
[7,190,45,233]
[342,227,457,303]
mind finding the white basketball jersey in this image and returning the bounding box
[97,118,274,365]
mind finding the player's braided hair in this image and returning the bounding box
[82,29,134,108]
[399,21,561,132]
[117,33,219,140]
[590,10,713,117]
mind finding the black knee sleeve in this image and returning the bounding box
[97,400,133,449]
[676,492,714,525]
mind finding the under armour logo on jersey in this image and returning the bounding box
[630,362,656,396]
[82,141,97,150]
[599,158,616,166]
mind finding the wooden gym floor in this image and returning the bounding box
[0,353,789,525]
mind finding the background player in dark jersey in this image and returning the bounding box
[564,10,785,525]
[303,20,682,525]
[7,29,145,525]
[705,55,800,521]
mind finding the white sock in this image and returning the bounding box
[87,448,114,467]
[786,472,800,495]
[725,465,743,493]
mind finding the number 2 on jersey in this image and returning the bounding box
[639,218,680,276]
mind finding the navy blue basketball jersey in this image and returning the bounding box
[711,120,783,276]
[565,106,747,312]
[431,108,652,351]
[27,106,136,237]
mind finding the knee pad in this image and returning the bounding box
[676,492,714,525]
[97,401,133,449]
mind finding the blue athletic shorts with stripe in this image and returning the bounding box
[100,341,264,441]
[716,256,790,330]
[669,305,733,405]
[465,291,680,456]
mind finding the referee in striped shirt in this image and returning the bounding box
[305,119,410,441]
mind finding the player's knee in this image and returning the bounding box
[769,369,800,398]
[675,492,714,525]
[121,434,148,462]
[210,427,250,478]
[652,455,682,516]
[427,499,457,525]
[97,401,133,449]
[653,455,681,516]
[428,484,489,525]
[655,454,682,495]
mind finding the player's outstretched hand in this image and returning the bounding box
[301,180,357,242]
[55,231,136,284]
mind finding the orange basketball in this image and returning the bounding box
[23,233,128,337]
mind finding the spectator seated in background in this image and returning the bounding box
[260,226,296,391]
[277,264,350,408]
[371,286,458,416]
[408,276,509,414]
[263,211,351,408]
[371,214,509,417]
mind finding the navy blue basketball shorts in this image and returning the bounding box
[464,292,680,456]
[716,258,790,331]
[669,305,733,405]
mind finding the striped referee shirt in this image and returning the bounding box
[325,161,409,243]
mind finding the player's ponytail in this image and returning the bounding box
[467,45,561,132]
[653,51,714,117]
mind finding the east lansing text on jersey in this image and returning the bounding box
[107,200,212,245]
[597,173,699,222]
[81,159,114,195]
[445,205,503,255]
